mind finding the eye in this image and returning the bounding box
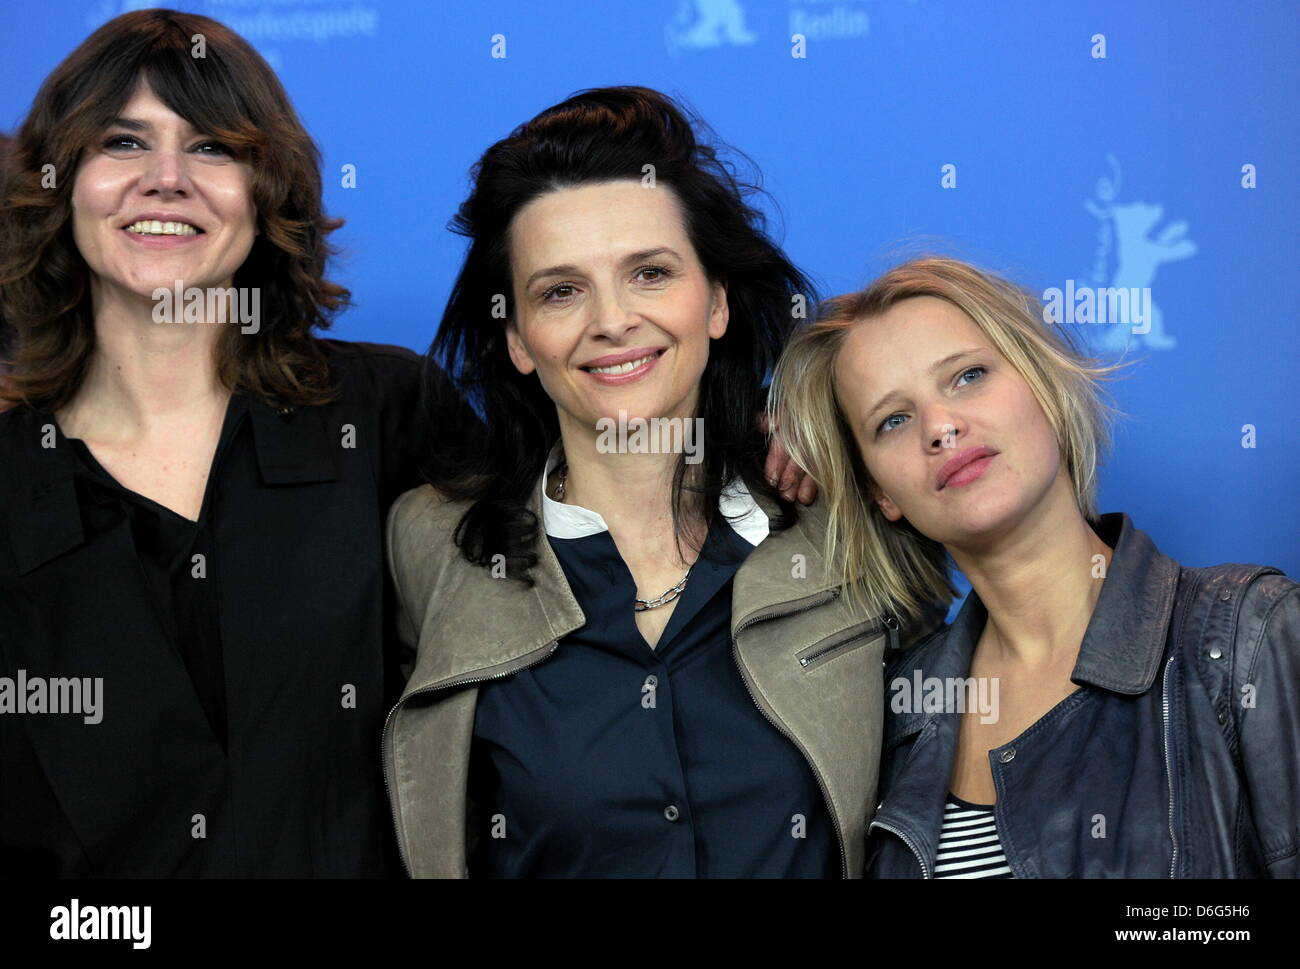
[877,413,909,436]
[541,282,577,304]
[956,365,986,386]
[103,134,144,151]
[193,140,233,157]
[635,264,674,283]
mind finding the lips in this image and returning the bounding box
[580,347,667,372]
[120,212,206,234]
[578,347,667,386]
[936,445,997,491]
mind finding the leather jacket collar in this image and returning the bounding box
[885,512,1179,750]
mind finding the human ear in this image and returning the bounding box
[872,485,904,522]
[707,279,729,339]
[504,318,537,376]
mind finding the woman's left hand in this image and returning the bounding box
[761,415,818,505]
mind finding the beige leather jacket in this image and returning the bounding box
[383,475,936,878]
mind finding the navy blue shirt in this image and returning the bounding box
[467,473,838,878]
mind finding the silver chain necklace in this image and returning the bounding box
[554,463,692,612]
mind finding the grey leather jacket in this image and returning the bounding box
[867,513,1300,878]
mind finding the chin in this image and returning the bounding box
[593,394,672,424]
[927,499,1024,547]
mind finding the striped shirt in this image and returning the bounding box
[934,793,1013,878]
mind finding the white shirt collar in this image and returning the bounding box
[539,442,770,546]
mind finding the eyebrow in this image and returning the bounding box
[523,247,684,291]
[860,348,988,427]
[105,117,201,136]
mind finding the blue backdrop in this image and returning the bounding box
[3,0,1297,603]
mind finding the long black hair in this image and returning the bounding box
[426,85,817,585]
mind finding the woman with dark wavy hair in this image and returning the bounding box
[0,9,470,877]
[383,86,945,878]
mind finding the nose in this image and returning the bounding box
[138,145,194,198]
[923,404,965,452]
[587,283,642,341]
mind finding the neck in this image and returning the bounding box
[57,281,229,442]
[553,420,707,566]
[947,476,1113,666]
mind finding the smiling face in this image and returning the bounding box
[834,295,1071,549]
[503,179,728,440]
[70,79,258,310]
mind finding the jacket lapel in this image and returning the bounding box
[1069,513,1179,694]
[731,493,838,631]
[730,493,890,878]
[397,473,586,698]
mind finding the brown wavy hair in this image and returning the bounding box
[0,8,348,412]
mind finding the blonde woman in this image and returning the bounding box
[770,257,1299,878]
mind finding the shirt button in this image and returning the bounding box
[1217,711,1228,725]
[1208,646,1223,660]
[663,804,680,822]
[998,748,1016,764]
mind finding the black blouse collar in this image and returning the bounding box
[4,392,338,575]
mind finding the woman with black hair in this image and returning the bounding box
[383,86,945,878]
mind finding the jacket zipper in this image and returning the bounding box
[731,585,853,878]
[797,614,890,668]
[1161,652,1178,878]
[883,614,900,653]
[381,639,562,877]
[867,817,932,878]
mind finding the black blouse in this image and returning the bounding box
[67,418,239,749]
[0,340,473,877]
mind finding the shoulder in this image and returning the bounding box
[319,337,421,368]
[1238,570,1300,616]
[1174,561,1297,640]
[790,490,828,534]
[1169,561,1298,704]
[0,404,46,479]
[750,486,821,545]
[389,482,469,535]
[0,401,40,436]
[1231,569,1300,669]
[318,338,423,395]
[386,484,474,586]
